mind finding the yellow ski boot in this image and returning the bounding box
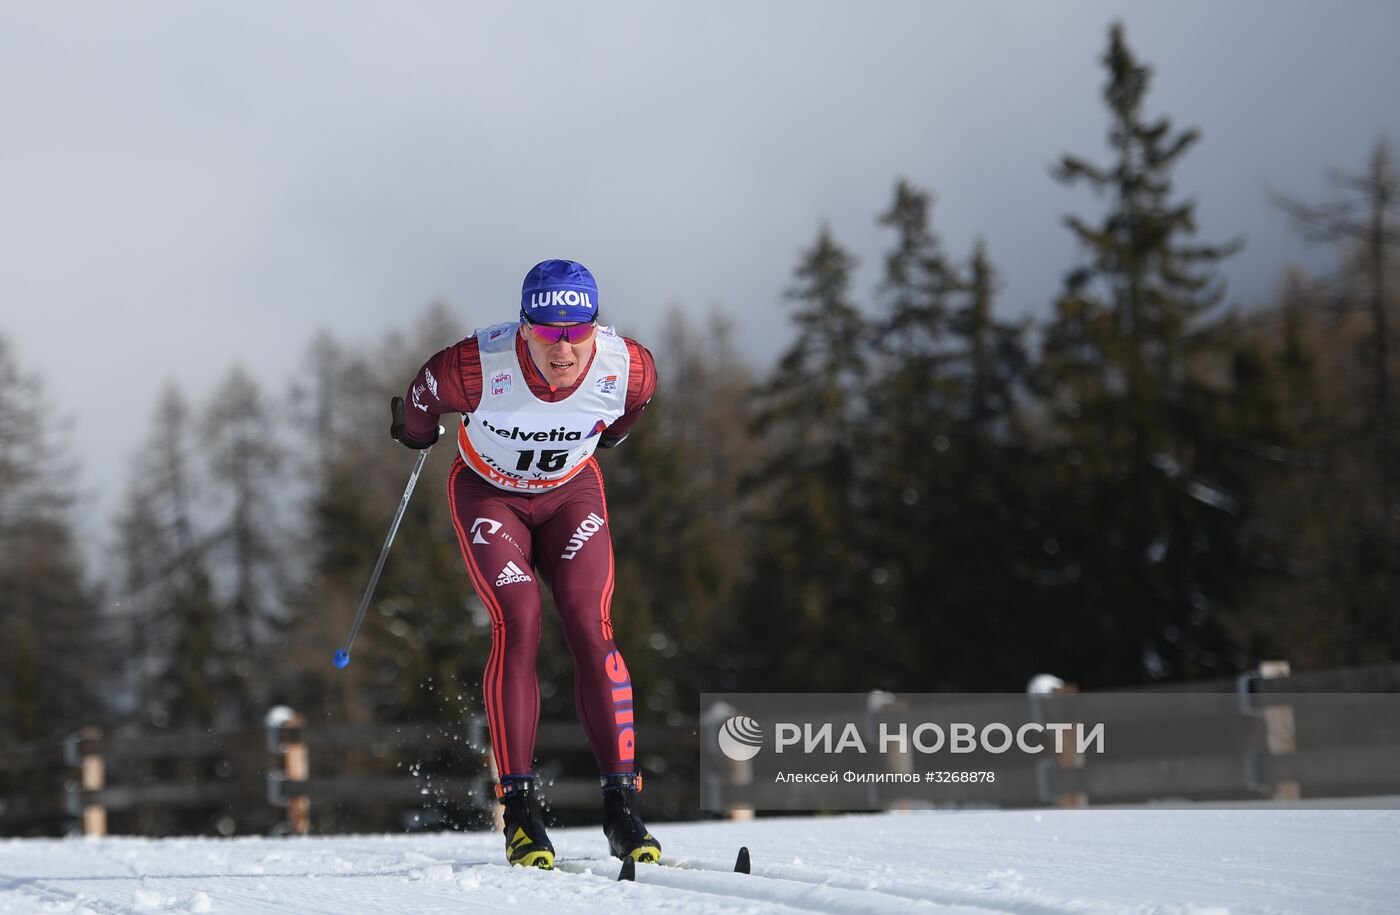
[601,773,661,864]
[498,778,554,869]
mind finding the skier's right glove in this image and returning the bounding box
[389,396,439,450]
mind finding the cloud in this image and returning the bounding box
[0,0,1396,553]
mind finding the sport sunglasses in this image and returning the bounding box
[522,318,597,345]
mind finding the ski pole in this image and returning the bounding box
[332,425,443,669]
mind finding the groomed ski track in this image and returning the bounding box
[3,809,1397,914]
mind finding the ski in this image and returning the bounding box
[549,857,616,878]
[616,846,750,881]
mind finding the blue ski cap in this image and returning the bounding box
[521,259,599,324]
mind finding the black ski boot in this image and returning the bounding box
[601,773,661,863]
[498,777,554,869]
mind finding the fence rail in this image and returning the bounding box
[0,710,698,837]
[5,661,1398,835]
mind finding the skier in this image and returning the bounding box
[390,259,661,870]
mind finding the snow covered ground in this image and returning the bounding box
[2,809,1397,914]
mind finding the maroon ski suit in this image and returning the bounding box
[402,328,656,777]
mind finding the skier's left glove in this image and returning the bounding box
[389,396,439,449]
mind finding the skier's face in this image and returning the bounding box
[523,320,596,388]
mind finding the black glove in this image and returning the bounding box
[390,396,439,449]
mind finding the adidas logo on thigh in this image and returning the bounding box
[496,560,533,587]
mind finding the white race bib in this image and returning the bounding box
[457,322,629,492]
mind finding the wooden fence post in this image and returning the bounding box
[1029,676,1088,808]
[1050,683,1087,808]
[285,714,310,834]
[1257,660,1299,800]
[265,707,310,835]
[869,691,914,814]
[700,702,753,821]
[63,727,106,836]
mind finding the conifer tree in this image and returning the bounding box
[1036,23,1249,683]
[600,308,754,706]
[877,180,957,359]
[869,180,960,509]
[281,308,484,729]
[201,367,287,723]
[742,226,873,689]
[0,335,103,742]
[278,329,390,724]
[865,182,962,683]
[370,308,489,722]
[867,181,1039,687]
[951,242,1030,432]
[1273,139,1400,656]
[1210,276,1336,666]
[115,386,221,728]
[938,240,1042,687]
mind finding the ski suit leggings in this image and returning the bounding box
[447,457,637,778]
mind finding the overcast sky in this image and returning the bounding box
[3,1,1399,555]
